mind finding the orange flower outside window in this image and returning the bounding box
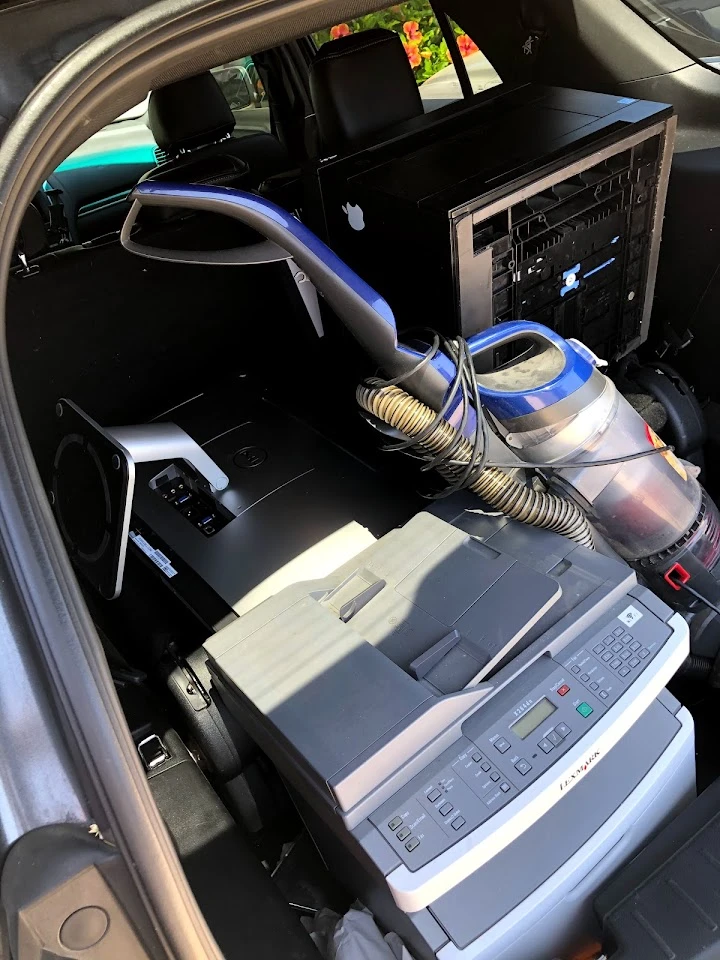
[403,20,423,42]
[456,34,479,57]
[402,40,423,69]
[330,23,352,39]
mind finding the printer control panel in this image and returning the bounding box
[369,601,673,871]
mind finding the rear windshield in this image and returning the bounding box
[311,2,502,109]
[623,0,720,62]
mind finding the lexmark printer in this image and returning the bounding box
[205,503,694,960]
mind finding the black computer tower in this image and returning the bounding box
[308,83,675,366]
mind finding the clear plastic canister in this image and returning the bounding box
[504,371,702,560]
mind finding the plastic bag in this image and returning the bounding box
[305,905,412,960]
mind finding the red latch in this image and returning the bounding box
[664,562,691,592]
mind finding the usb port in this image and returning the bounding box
[153,466,230,538]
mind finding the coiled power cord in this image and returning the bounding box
[358,334,682,549]
[357,378,596,549]
[358,333,594,547]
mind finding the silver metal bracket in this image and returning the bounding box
[107,423,229,493]
[287,259,323,338]
[51,399,228,600]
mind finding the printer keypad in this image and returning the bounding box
[452,749,510,805]
[370,600,672,871]
[376,655,608,869]
[373,796,462,869]
[394,757,504,854]
[564,647,616,701]
[564,612,664,707]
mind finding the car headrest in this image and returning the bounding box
[143,150,249,188]
[136,147,256,246]
[310,29,423,153]
[148,72,235,154]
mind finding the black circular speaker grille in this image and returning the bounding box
[52,434,111,562]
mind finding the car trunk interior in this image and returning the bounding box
[8,1,720,958]
[5,219,418,958]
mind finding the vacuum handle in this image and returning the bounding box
[466,321,571,363]
[121,181,458,413]
[465,321,596,422]
[121,181,403,366]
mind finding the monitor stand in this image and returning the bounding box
[50,398,228,600]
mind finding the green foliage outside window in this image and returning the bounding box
[312,2,479,86]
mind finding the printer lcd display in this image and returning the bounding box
[511,697,557,740]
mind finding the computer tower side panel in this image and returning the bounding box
[452,116,676,365]
[320,165,458,338]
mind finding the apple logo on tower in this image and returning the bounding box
[342,202,365,231]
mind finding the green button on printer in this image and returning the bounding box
[576,702,593,718]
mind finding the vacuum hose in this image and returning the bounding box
[677,653,713,681]
[358,380,595,549]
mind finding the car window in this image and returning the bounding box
[56,56,271,175]
[112,98,150,123]
[213,56,272,137]
[311,3,502,111]
[621,0,720,63]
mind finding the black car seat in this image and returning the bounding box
[139,71,293,245]
[298,30,425,385]
[146,70,289,190]
[309,28,424,154]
